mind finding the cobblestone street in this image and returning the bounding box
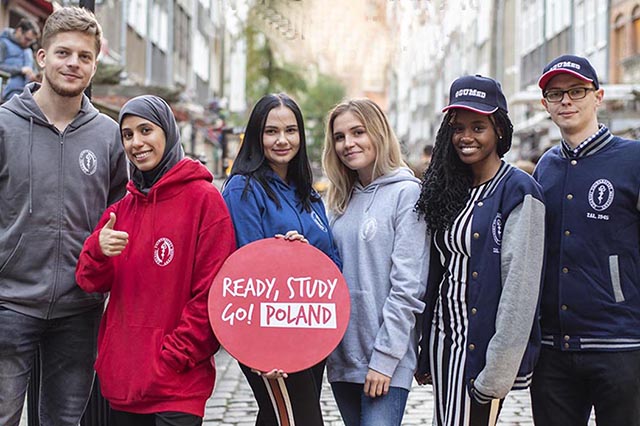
[204,349,595,426]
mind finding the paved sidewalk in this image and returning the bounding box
[17,349,594,425]
[205,349,596,425]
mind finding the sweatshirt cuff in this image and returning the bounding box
[87,232,109,261]
[369,349,401,378]
[470,383,494,404]
[472,376,498,403]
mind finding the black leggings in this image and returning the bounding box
[240,360,325,426]
[109,410,202,426]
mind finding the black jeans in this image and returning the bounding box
[0,305,102,426]
[530,347,640,426]
[110,410,202,426]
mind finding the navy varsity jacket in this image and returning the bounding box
[533,128,640,352]
[418,163,546,399]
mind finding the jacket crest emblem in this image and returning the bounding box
[79,149,97,175]
[588,179,614,212]
[492,212,503,246]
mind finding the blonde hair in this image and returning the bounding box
[41,6,102,55]
[322,98,405,215]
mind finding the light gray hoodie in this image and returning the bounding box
[0,83,128,319]
[327,167,429,390]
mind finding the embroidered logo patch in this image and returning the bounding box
[311,210,327,232]
[588,179,614,212]
[360,217,377,242]
[491,212,503,246]
[154,237,175,267]
[79,150,97,175]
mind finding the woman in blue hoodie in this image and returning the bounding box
[322,98,429,426]
[222,93,341,426]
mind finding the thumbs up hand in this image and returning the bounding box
[99,212,129,257]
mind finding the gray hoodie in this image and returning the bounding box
[327,167,429,390]
[0,83,128,319]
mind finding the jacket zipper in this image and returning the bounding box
[46,129,65,318]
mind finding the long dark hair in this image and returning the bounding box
[228,93,317,211]
[415,108,513,232]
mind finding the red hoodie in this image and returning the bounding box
[76,158,236,416]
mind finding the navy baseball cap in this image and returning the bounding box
[538,54,599,90]
[443,75,508,115]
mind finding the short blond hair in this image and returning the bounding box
[41,6,102,55]
[322,98,405,215]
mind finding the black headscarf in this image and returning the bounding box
[118,95,184,194]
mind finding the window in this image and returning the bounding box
[633,6,640,54]
[127,0,147,37]
[614,13,625,61]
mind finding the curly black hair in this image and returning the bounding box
[415,109,513,232]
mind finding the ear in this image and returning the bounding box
[90,59,98,79]
[594,88,604,107]
[541,98,549,112]
[36,48,46,68]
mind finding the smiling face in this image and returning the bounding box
[541,73,603,145]
[332,110,377,186]
[262,106,300,180]
[121,115,167,172]
[450,109,501,184]
[36,31,97,98]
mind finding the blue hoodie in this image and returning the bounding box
[222,173,341,268]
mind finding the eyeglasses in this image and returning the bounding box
[543,87,596,103]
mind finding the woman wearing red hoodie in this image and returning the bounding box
[76,95,236,426]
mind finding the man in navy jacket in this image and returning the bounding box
[531,54,640,425]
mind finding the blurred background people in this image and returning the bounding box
[0,17,39,102]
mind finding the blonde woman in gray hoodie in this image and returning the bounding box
[322,98,429,426]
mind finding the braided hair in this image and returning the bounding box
[415,109,513,233]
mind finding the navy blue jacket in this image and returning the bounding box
[418,164,545,398]
[534,131,640,351]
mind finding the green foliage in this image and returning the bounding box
[301,74,346,165]
[245,24,307,102]
[244,20,346,166]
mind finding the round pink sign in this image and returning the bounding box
[208,238,350,373]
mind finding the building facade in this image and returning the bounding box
[386,0,640,165]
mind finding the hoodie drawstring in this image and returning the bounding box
[28,117,33,215]
[364,185,379,213]
[152,190,158,244]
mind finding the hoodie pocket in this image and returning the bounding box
[0,234,24,275]
[95,325,164,402]
[609,255,625,303]
[337,290,379,366]
[0,232,56,285]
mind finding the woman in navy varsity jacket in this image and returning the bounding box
[222,93,341,426]
[414,75,546,426]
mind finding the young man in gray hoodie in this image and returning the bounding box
[0,7,127,426]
